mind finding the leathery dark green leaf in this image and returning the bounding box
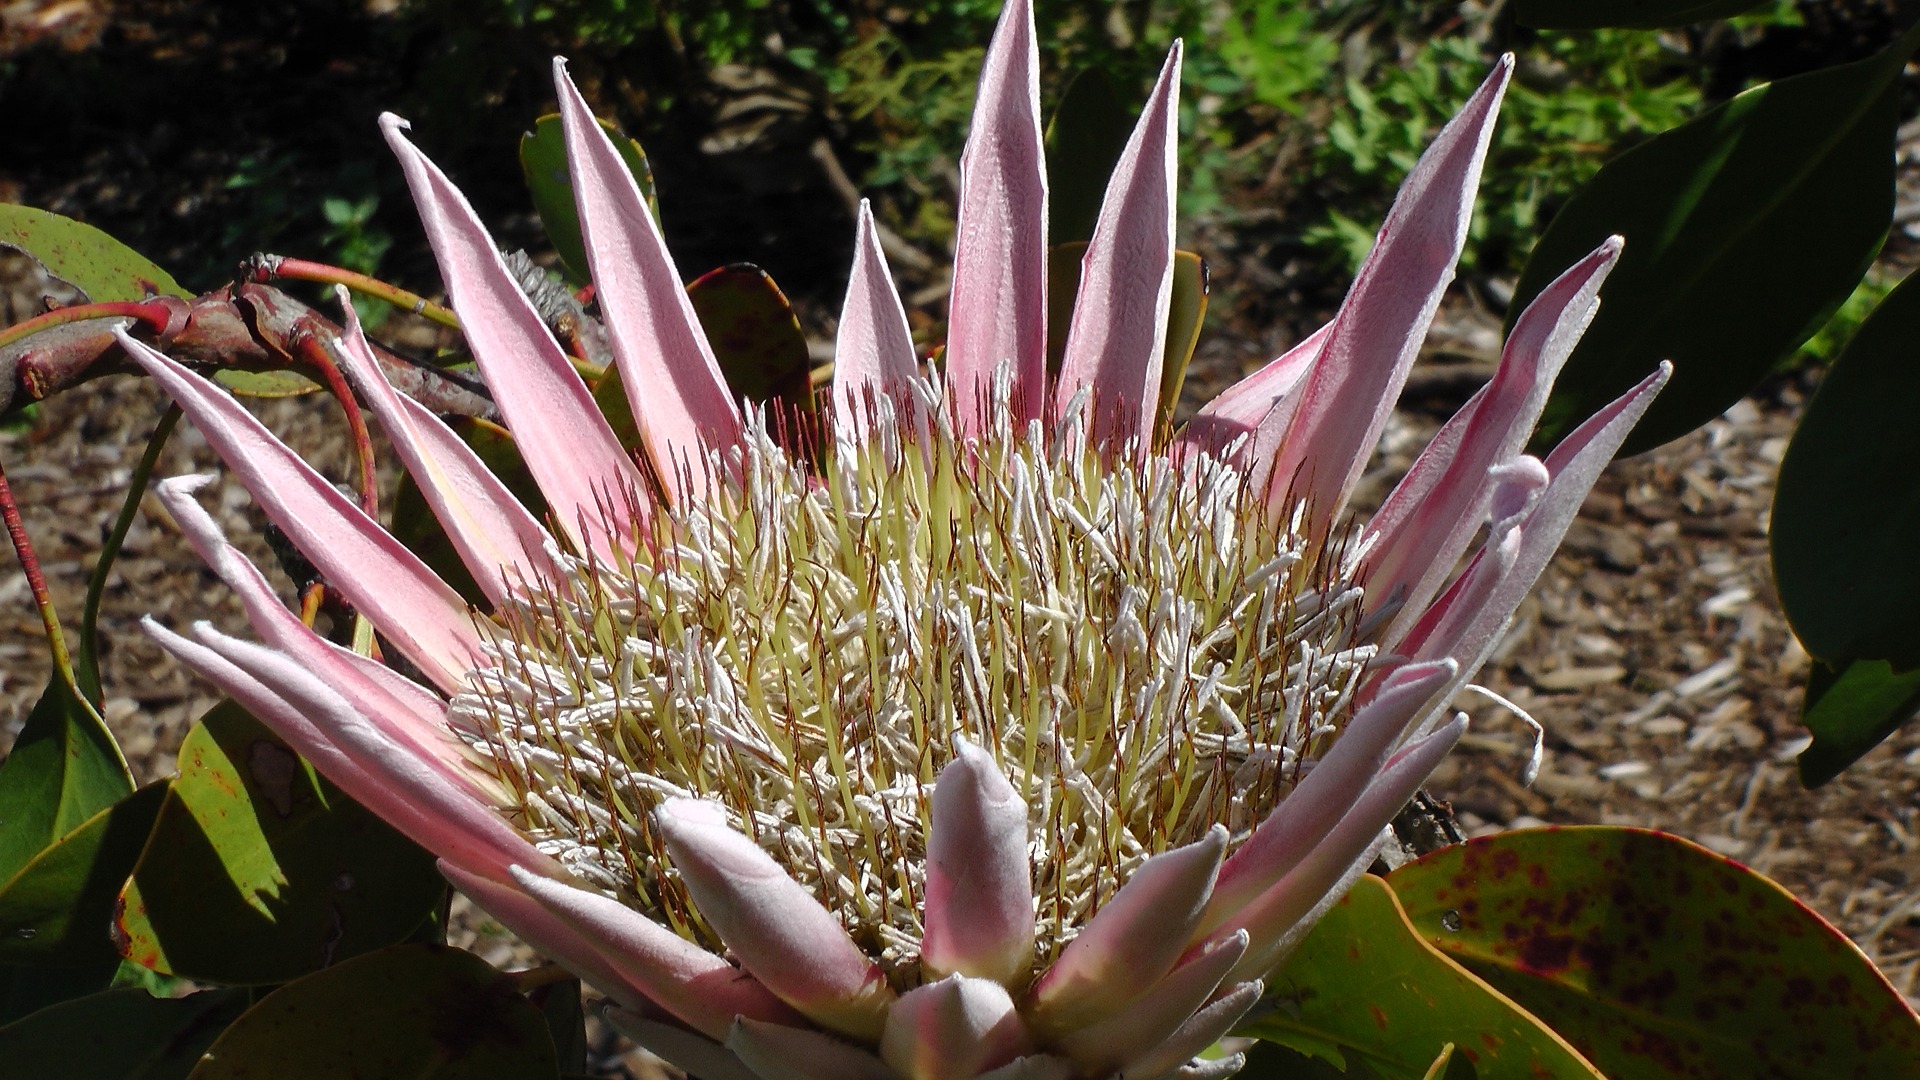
[1515,0,1770,30]
[115,702,443,985]
[1243,874,1602,1079]
[1793,659,1920,787]
[1519,23,1918,454]
[0,986,246,1080]
[1045,67,1137,246]
[185,944,559,1080]
[1772,267,1920,672]
[1387,826,1920,1080]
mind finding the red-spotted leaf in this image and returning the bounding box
[115,702,444,985]
[0,205,189,302]
[1387,827,1920,1080]
[1243,874,1603,1079]
[185,944,559,1080]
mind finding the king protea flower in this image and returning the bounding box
[118,2,1666,1077]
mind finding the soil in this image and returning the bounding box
[1,1,1916,1075]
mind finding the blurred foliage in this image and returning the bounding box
[387,0,1811,280]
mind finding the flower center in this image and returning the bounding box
[448,394,1375,985]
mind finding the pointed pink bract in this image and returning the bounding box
[657,798,896,1039]
[381,113,647,558]
[922,742,1034,985]
[946,0,1048,435]
[553,60,744,499]
[1360,237,1620,650]
[834,199,926,444]
[1053,41,1182,452]
[1258,57,1512,533]
[120,331,482,692]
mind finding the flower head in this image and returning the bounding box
[123,1,1666,1077]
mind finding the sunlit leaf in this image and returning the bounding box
[185,944,559,1080]
[1519,24,1919,454]
[1387,827,1920,1079]
[212,369,322,399]
[0,986,245,1079]
[520,112,656,283]
[0,205,189,302]
[1244,874,1603,1079]
[1158,250,1209,432]
[0,782,165,964]
[0,676,133,891]
[1515,0,1770,30]
[116,702,443,985]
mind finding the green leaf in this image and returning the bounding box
[1244,874,1603,1080]
[520,112,656,283]
[1518,25,1918,455]
[0,205,189,302]
[390,416,544,607]
[0,781,166,964]
[185,944,560,1080]
[0,676,134,889]
[1244,1040,1478,1080]
[0,960,120,1026]
[1045,68,1137,246]
[685,264,815,413]
[0,987,245,1079]
[1515,0,1770,30]
[1044,241,1090,377]
[1794,659,1920,787]
[1158,250,1209,435]
[529,977,587,1075]
[211,369,322,399]
[1772,267,1920,672]
[115,702,444,985]
[1386,827,1920,1080]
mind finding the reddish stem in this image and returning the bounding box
[290,324,380,519]
[249,254,459,329]
[0,297,181,352]
[0,462,78,684]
